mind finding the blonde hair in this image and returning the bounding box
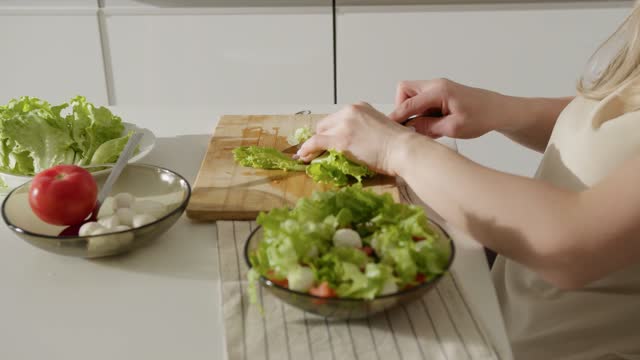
[578,5,640,99]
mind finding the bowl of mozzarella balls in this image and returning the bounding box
[2,164,191,258]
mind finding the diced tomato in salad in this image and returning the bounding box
[359,246,374,256]
[412,236,425,242]
[309,281,337,298]
[402,273,429,290]
[266,270,289,288]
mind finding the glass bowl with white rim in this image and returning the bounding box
[244,220,456,320]
[1,163,190,258]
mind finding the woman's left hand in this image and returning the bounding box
[296,102,415,175]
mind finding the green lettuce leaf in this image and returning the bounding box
[233,146,306,172]
[0,97,76,174]
[306,150,375,186]
[66,96,125,165]
[287,126,313,146]
[90,132,132,165]
[234,126,376,187]
[0,96,128,176]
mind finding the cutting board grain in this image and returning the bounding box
[186,114,398,221]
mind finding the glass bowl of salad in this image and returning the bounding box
[2,164,190,258]
[244,185,455,320]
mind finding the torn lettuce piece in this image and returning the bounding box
[233,146,307,172]
[306,150,375,186]
[89,131,133,165]
[287,126,314,146]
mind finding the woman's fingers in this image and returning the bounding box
[409,113,462,138]
[394,81,418,107]
[389,79,451,123]
[389,90,444,123]
[297,134,333,162]
[407,116,443,136]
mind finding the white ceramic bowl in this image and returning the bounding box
[0,122,155,190]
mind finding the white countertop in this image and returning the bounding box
[0,104,512,360]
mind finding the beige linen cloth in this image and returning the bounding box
[216,184,503,360]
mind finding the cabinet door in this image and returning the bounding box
[103,6,333,106]
[0,1,95,8]
[337,3,631,176]
[0,11,108,105]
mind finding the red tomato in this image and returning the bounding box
[403,274,429,291]
[29,165,97,226]
[266,270,289,288]
[309,282,337,298]
[360,246,374,256]
[412,236,425,242]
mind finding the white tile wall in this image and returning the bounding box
[336,2,633,176]
[103,9,334,105]
[0,13,108,105]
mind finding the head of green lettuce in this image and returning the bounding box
[0,96,133,176]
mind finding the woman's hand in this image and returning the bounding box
[388,78,511,139]
[389,78,573,152]
[296,102,416,175]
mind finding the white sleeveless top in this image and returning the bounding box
[492,78,640,360]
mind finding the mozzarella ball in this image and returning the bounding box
[132,213,156,228]
[132,200,166,219]
[98,215,120,229]
[87,235,119,254]
[113,225,131,232]
[287,267,315,292]
[98,197,115,218]
[115,208,135,227]
[332,228,362,248]
[79,222,103,237]
[90,227,111,236]
[380,279,399,296]
[113,192,135,210]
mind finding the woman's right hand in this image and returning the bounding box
[388,78,512,139]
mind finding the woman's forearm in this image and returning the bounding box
[390,133,583,287]
[497,96,573,153]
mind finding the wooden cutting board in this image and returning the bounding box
[186,114,398,221]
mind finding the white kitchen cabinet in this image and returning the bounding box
[0,0,95,8]
[102,0,327,6]
[0,11,108,105]
[337,2,632,176]
[103,7,333,106]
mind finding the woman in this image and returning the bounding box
[297,5,640,360]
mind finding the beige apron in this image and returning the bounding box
[492,78,640,360]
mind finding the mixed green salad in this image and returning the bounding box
[0,96,132,176]
[233,126,375,186]
[247,185,452,304]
